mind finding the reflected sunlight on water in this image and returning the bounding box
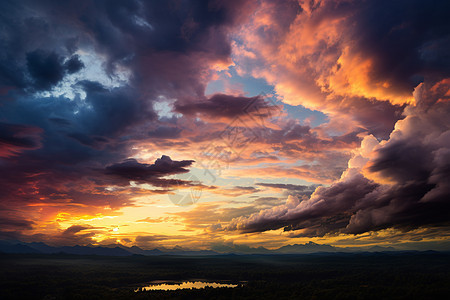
[135,281,239,291]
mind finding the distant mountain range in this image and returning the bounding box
[0,240,398,256]
[211,241,396,254]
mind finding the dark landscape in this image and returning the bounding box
[1,251,449,300]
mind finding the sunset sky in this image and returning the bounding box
[1,0,449,251]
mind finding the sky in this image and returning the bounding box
[0,0,449,251]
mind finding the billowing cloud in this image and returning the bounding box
[26,50,84,90]
[233,0,450,139]
[224,81,450,236]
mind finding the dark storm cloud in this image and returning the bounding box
[31,224,100,246]
[0,82,144,171]
[226,172,378,234]
[25,50,85,90]
[6,0,254,100]
[225,82,450,236]
[0,218,35,231]
[0,0,254,237]
[214,0,450,236]
[351,0,450,92]
[0,0,253,165]
[147,126,182,139]
[340,97,406,140]
[62,225,92,236]
[0,122,42,157]
[0,0,253,95]
[64,55,84,74]
[105,155,194,185]
[260,122,361,147]
[0,4,85,92]
[26,50,66,90]
[236,0,450,140]
[312,0,450,97]
[75,81,148,136]
[368,140,432,184]
[175,93,280,120]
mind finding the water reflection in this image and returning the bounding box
[135,281,239,291]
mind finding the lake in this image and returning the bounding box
[135,280,239,291]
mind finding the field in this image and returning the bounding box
[1,252,449,299]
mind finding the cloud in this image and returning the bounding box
[211,186,259,197]
[0,0,449,249]
[26,50,84,90]
[26,50,66,90]
[147,126,182,139]
[105,155,194,186]
[0,122,42,157]
[256,182,319,198]
[170,199,285,231]
[225,162,346,184]
[233,0,450,139]
[0,218,35,231]
[223,81,450,236]
[0,0,256,239]
[64,55,84,74]
[175,93,280,121]
[256,183,315,191]
[136,216,173,223]
[62,225,92,236]
[48,224,99,246]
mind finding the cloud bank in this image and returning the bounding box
[224,81,450,236]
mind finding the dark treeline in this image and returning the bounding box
[1,252,449,299]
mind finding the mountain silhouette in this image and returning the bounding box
[0,240,399,256]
